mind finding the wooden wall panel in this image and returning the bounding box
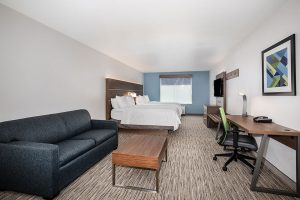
[215,71,226,112]
[106,78,143,119]
[226,69,239,80]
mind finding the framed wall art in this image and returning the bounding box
[262,34,296,96]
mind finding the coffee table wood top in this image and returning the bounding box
[112,134,167,170]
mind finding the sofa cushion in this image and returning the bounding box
[57,110,92,139]
[57,139,95,167]
[71,129,116,145]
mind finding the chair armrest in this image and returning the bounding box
[227,130,240,147]
[0,141,59,198]
[91,120,118,132]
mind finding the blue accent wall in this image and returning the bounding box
[144,71,209,114]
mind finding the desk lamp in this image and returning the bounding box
[239,93,247,117]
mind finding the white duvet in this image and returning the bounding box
[111,104,181,130]
[146,101,183,115]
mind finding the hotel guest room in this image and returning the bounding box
[0,0,300,199]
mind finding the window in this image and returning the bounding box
[160,76,192,104]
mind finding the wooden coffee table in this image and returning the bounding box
[112,134,168,193]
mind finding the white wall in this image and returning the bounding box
[0,4,143,122]
[210,0,300,181]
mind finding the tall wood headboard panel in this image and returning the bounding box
[105,78,143,120]
[216,71,227,112]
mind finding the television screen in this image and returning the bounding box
[214,78,223,97]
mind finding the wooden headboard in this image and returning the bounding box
[216,71,227,112]
[105,78,143,119]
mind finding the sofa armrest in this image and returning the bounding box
[0,141,60,198]
[91,120,118,132]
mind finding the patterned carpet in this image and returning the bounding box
[0,116,297,200]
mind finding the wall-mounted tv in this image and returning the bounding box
[214,78,223,97]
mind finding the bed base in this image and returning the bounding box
[111,119,174,131]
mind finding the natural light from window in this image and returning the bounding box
[160,77,192,104]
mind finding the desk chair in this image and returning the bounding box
[213,107,258,173]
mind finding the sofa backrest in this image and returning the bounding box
[57,109,92,137]
[0,109,91,143]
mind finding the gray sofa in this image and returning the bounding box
[0,109,118,199]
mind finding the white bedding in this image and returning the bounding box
[146,101,183,115]
[111,105,181,130]
[138,103,182,118]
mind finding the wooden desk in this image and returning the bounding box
[226,115,300,197]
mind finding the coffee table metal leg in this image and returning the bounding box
[162,147,167,162]
[156,169,159,193]
[112,164,116,186]
[112,165,160,193]
[165,147,168,162]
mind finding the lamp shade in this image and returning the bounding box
[127,92,137,97]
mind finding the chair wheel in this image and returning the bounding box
[213,156,217,161]
[222,166,227,171]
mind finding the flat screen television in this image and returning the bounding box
[214,78,223,97]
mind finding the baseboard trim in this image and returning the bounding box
[184,114,203,116]
[250,152,296,191]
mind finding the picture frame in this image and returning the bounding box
[262,34,296,96]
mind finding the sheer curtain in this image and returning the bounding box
[160,78,192,104]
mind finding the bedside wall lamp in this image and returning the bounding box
[127,92,137,98]
[239,92,247,117]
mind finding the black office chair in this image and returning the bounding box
[213,107,258,173]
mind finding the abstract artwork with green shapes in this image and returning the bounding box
[262,34,295,96]
[266,48,288,88]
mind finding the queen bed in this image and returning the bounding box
[111,104,181,130]
[106,78,182,130]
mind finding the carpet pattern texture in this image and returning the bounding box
[0,116,297,200]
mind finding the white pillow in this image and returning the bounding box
[135,96,140,105]
[111,98,119,109]
[116,96,130,108]
[136,95,146,105]
[126,96,135,107]
[144,95,150,103]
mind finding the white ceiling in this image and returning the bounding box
[0,0,287,72]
